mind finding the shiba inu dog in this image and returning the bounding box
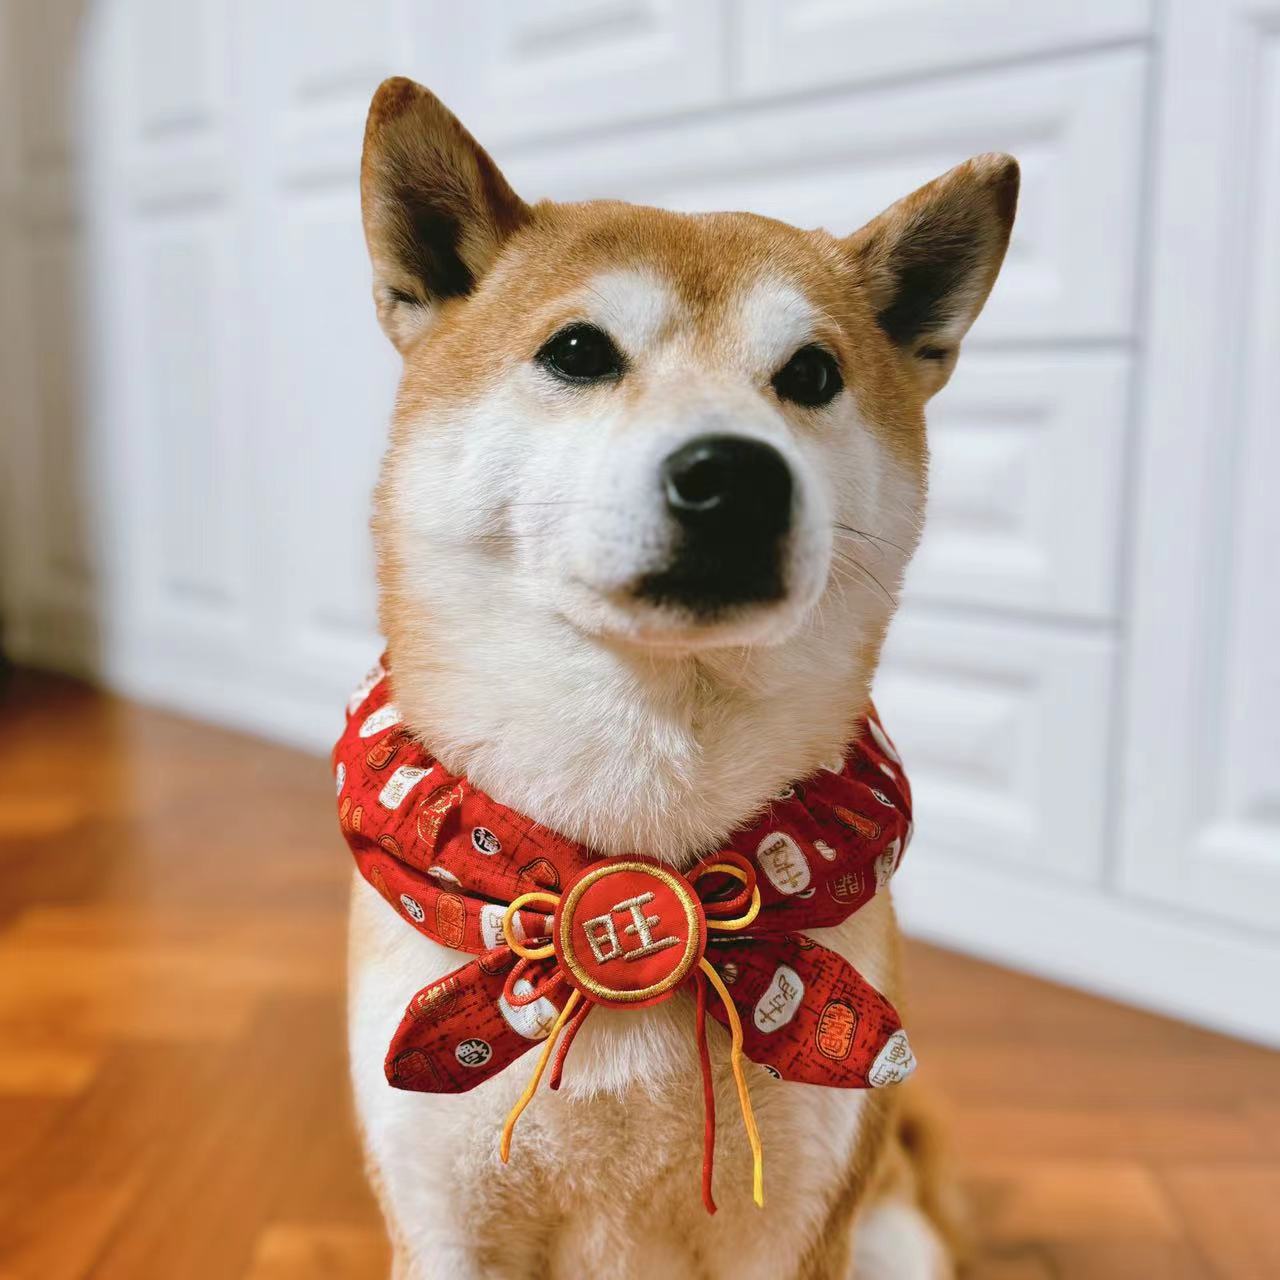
[347,76,1016,1280]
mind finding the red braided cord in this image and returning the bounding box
[695,968,718,1214]
[548,999,593,1091]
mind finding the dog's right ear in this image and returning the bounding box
[361,78,530,352]
[845,153,1018,399]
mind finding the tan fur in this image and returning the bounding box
[889,1090,972,1267]
[349,77,1017,1280]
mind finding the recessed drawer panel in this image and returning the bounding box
[503,50,1148,342]
[416,1,729,144]
[873,613,1115,883]
[904,352,1131,620]
[736,0,1153,98]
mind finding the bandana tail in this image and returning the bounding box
[703,934,913,1089]
[384,950,565,1094]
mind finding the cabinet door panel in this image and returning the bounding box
[417,1,727,144]
[875,614,1115,883]
[907,353,1130,620]
[1118,0,1280,933]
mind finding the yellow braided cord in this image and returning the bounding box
[699,958,764,1206]
[697,862,762,933]
[499,989,581,1163]
[501,890,559,960]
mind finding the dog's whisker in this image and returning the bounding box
[481,499,593,510]
[832,523,911,556]
[829,552,898,607]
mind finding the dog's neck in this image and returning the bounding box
[389,611,882,864]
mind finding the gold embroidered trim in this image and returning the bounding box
[557,861,703,1003]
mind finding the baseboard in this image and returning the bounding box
[8,609,358,757]
[100,652,346,757]
[895,845,1280,1048]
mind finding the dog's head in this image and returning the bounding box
[360,79,1016,840]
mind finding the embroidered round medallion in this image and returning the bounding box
[554,859,706,1008]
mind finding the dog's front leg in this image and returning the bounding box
[388,1239,516,1280]
[350,876,548,1280]
[355,1085,545,1280]
[389,1244,475,1280]
[358,1115,510,1280]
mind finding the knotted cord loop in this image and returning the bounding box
[502,955,565,1008]
[501,890,559,960]
[693,857,762,934]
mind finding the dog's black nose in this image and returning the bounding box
[661,435,793,539]
[639,435,794,616]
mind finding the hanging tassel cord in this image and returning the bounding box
[549,999,593,1091]
[694,968,718,1214]
[497,863,763,1207]
[690,855,764,1208]
[499,888,573,1161]
[699,957,764,1208]
[500,989,581,1163]
[502,955,565,1008]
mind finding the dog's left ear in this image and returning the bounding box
[847,153,1018,397]
[361,78,530,352]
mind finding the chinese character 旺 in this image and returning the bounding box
[580,891,680,965]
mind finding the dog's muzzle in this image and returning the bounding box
[637,433,793,614]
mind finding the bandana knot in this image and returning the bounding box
[335,656,918,1214]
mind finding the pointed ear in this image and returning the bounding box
[847,154,1018,397]
[360,78,530,352]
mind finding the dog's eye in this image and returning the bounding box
[536,323,624,384]
[772,345,843,408]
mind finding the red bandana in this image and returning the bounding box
[335,658,917,1212]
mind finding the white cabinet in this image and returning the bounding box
[2,1,1277,1043]
[1118,0,1280,936]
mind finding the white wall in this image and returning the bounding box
[2,1,1277,1045]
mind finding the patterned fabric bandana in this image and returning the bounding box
[334,657,918,1213]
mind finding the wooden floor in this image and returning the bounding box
[1,671,1277,1280]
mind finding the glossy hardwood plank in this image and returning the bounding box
[1160,1167,1280,1280]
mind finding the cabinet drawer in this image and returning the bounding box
[504,50,1148,342]
[737,0,1153,98]
[905,352,1131,620]
[873,613,1115,883]
[417,1,728,144]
